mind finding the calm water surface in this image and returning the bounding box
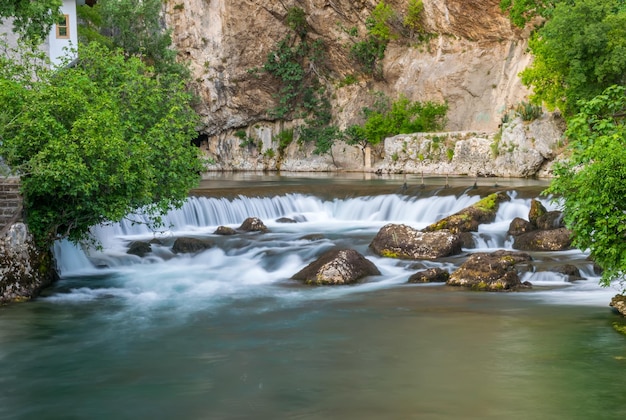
[1,173,625,419]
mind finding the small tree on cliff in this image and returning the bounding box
[0,42,202,246]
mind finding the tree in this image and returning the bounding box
[0,0,62,42]
[0,42,202,245]
[499,0,561,28]
[520,0,626,114]
[77,0,186,77]
[545,85,626,288]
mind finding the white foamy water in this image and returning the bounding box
[49,191,615,309]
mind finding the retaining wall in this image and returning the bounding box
[0,177,23,234]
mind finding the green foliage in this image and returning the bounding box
[349,1,396,77]
[260,10,340,156]
[77,0,187,77]
[275,128,294,153]
[403,0,425,38]
[285,6,308,39]
[346,94,448,148]
[235,130,255,148]
[521,0,626,115]
[0,43,201,246]
[366,1,396,42]
[499,0,560,28]
[0,0,62,42]
[263,35,326,120]
[545,85,626,288]
[515,101,543,121]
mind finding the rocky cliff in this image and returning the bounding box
[164,0,558,174]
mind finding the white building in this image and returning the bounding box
[47,0,80,66]
[0,0,83,67]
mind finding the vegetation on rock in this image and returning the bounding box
[344,93,447,165]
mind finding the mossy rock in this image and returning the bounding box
[423,192,510,234]
[448,250,532,292]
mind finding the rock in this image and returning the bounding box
[299,234,324,241]
[238,217,268,232]
[553,264,583,281]
[292,249,381,286]
[276,217,297,223]
[172,237,212,254]
[528,199,547,226]
[408,268,450,283]
[610,294,626,316]
[0,223,55,303]
[507,217,534,236]
[370,223,463,260]
[423,192,510,234]
[535,211,565,230]
[513,228,572,251]
[214,225,237,235]
[127,241,152,257]
[448,250,533,291]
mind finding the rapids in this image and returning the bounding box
[1,174,625,419]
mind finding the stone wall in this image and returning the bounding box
[0,177,23,234]
[0,178,55,303]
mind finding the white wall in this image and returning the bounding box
[48,0,78,66]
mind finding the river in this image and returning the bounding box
[1,173,625,419]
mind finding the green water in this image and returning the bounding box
[1,286,625,420]
[1,174,625,419]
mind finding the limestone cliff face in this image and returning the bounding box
[164,0,541,172]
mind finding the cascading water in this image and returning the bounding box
[3,175,626,420]
[50,190,615,308]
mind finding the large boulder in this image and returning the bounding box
[448,250,533,291]
[423,192,510,234]
[172,237,212,254]
[408,267,450,283]
[238,217,268,232]
[610,294,626,316]
[370,224,463,260]
[512,228,572,251]
[292,249,381,286]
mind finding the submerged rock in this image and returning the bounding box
[214,226,237,235]
[276,217,297,223]
[370,223,463,260]
[238,217,268,232]
[292,249,380,286]
[423,192,510,234]
[408,268,450,283]
[127,241,152,257]
[172,237,212,254]
[553,264,583,282]
[448,250,532,291]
